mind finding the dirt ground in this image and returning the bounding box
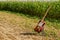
[0,11,60,40]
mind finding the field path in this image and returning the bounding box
[0,11,59,40]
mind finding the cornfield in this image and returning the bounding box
[0,1,60,19]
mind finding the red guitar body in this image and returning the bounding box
[34,20,45,33]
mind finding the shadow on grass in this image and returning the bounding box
[20,31,47,36]
[20,32,37,35]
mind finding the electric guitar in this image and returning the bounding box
[34,6,52,33]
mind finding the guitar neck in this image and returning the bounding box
[41,6,52,22]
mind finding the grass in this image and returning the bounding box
[0,1,60,19]
[0,11,60,40]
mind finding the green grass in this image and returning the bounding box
[0,1,60,19]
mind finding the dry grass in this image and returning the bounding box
[0,11,60,40]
